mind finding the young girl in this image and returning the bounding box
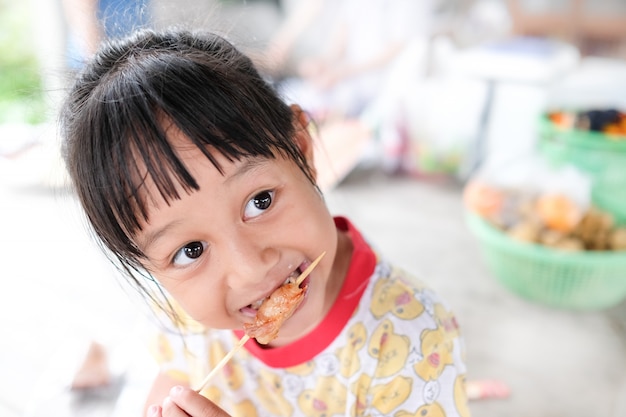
[60,29,470,417]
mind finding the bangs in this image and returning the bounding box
[63,30,306,264]
[89,62,290,256]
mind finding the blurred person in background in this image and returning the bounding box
[253,0,437,188]
[264,0,435,123]
[62,0,151,68]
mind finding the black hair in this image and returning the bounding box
[60,28,316,304]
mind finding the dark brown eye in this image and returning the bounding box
[244,190,274,218]
[254,191,272,210]
[173,241,207,266]
[183,242,204,258]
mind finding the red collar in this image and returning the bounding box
[234,216,376,367]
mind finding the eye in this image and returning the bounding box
[244,190,274,219]
[172,241,208,267]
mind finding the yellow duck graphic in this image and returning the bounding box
[255,368,294,417]
[336,322,368,378]
[368,319,410,378]
[350,373,372,416]
[371,375,413,414]
[209,340,245,390]
[396,402,447,417]
[298,376,347,417]
[370,276,425,320]
[350,374,412,415]
[150,333,175,364]
[454,375,471,417]
[286,360,315,376]
[433,304,460,339]
[231,399,259,417]
[414,326,454,382]
[199,385,221,406]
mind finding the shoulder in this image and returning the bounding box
[350,259,468,416]
[363,256,439,321]
[357,255,464,349]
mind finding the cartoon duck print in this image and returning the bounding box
[255,368,294,416]
[396,402,446,417]
[368,319,411,378]
[151,333,174,364]
[209,340,245,390]
[413,326,453,382]
[351,374,415,416]
[370,275,425,320]
[231,399,259,417]
[433,304,460,339]
[286,360,315,376]
[370,375,413,414]
[350,373,372,417]
[163,368,190,386]
[453,375,471,417]
[336,322,367,378]
[199,385,221,406]
[298,376,347,417]
[166,299,207,333]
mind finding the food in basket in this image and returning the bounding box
[464,182,535,229]
[547,108,626,138]
[535,194,582,233]
[465,182,626,252]
[506,221,540,243]
[462,181,505,219]
[611,228,626,250]
[466,211,626,310]
[573,208,614,250]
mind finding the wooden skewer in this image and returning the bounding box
[194,334,250,393]
[296,251,326,285]
[195,251,326,393]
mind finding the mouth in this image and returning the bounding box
[240,264,309,316]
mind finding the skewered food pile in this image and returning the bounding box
[464,182,626,252]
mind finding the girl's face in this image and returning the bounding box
[134,111,346,345]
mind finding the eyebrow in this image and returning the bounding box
[136,220,184,256]
[136,157,269,253]
[223,157,267,185]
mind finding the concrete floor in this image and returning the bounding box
[0,142,625,417]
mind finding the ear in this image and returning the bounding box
[290,104,318,182]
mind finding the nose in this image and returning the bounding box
[220,228,278,290]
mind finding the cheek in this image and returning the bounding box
[158,277,223,324]
[283,201,333,248]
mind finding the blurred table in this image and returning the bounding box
[451,36,580,177]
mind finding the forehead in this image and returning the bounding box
[134,125,271,214]
[131,124,221,209]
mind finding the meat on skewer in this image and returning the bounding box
[243,281,306,345]
[195,251,325,393]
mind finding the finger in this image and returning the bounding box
[161,396,191,417]
[146,404,163,417]
[169,386,230,417]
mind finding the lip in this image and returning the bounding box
[238,259,310,318]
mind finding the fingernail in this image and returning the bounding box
[148,405,159,416]
[169,385,183,397]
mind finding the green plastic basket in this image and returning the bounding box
[467,213,626,310]
[537,115,626,224]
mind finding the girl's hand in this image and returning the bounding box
[147,386,232,417]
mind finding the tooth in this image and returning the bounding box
[283,270,299,285]
[250,268,302,310]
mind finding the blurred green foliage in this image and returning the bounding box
[0,0,47,124]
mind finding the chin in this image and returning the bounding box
[285,306,318,341]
